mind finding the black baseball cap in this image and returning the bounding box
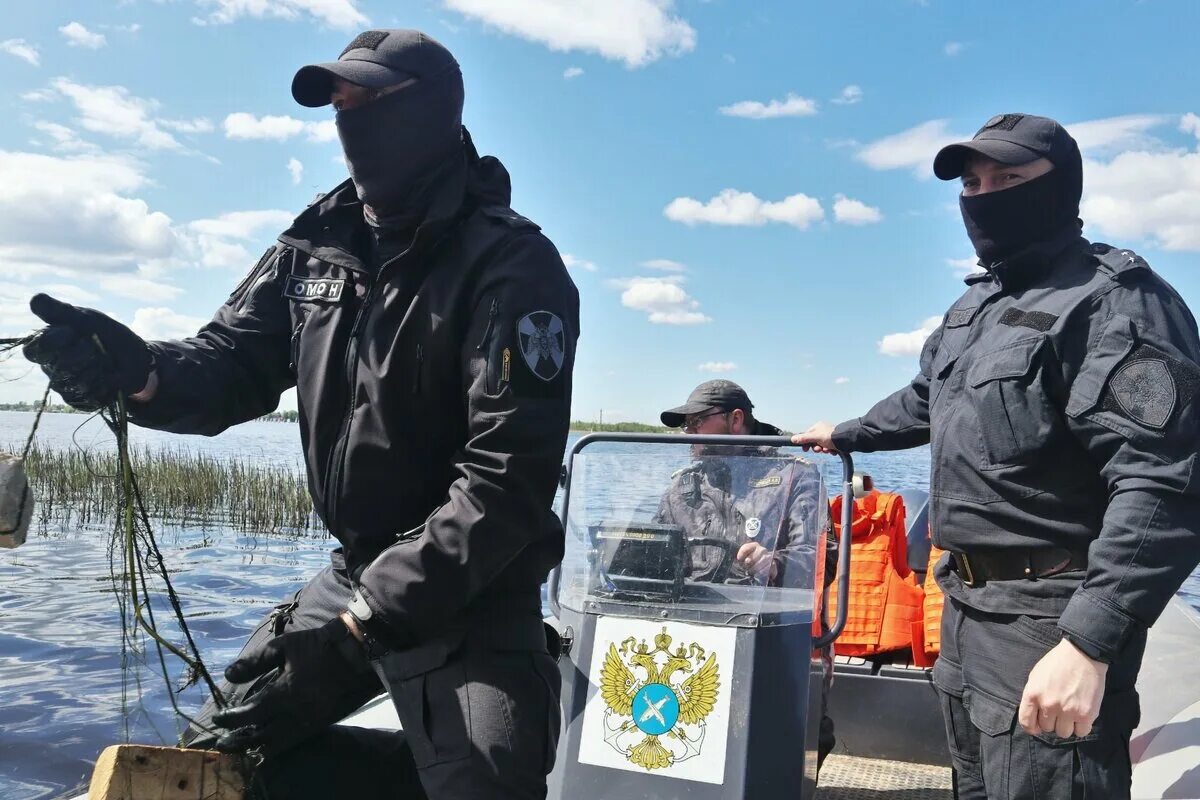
[660,380,755,428]
[933,114,1080,181]
[292,29,459,108]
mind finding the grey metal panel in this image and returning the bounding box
[548,609,819,799]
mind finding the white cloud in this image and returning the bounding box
[611,275,710,325]
[1082,149,1200,252]
[719,93,817,120]
[641,258,687,272]
[287,157,304,185]
[944,41,965,56]
[160,117,215,134]
[832,194,883,225]
[698,361,736,373]
[131,307,208,340]
[194,0,368,30]
[32,122,95,153]
[563,66,584,79]
[831,85,862,106]
[51,78,183,150]
[184,210,295,269]
[1182,113,1200,139]
[1,39,40,66]
[0,150,176,274]
[99,274,182,302]
[441,0,696,68]
[60,22,107,49]
[224,112,336,143]
[561,253,597,272]
[21,89,56,102]
[879,316,942,357]
[857,119,959,177]
[102,23,143,34]
[834,376,850,385]
[665,189,824,229]
[1069,114,1173,156]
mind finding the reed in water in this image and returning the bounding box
[18,444,317,534]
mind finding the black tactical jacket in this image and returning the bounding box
[832,229,1200,660]
[654,448,829,588]
[130,142,579,646]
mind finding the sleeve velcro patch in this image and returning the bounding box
[1101,344,1200,430]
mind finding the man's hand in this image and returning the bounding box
[737,542,777,580]
[792,421,839,454]
[1018,638,1108,738]
[22,294,156,410]
[211,617,373,753]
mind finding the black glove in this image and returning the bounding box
[211,618,376,754]
[22,294,154,411]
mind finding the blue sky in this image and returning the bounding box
[1,0,1198,431]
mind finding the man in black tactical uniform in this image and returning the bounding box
[657,380,838,768]
[23,29,578,799]
[796,114,1200,798]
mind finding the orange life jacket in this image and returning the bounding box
[827,490,924,656]
[922,546,946,656]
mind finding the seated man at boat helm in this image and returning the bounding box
[796,113,1200,799]
[657,379,838,768]
[22,28,577,799]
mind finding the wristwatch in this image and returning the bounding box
[346,589,387,659]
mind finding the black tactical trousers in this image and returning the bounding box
[932,597,1144,800]
[183,550,561,799]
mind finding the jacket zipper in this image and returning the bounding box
[323,276,377,536]
[477,297,499,348]
[476,297,500,392]
[413,344,423,394]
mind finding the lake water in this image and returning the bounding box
[0,411,1197,799]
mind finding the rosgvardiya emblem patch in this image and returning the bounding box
[598,626,720,771]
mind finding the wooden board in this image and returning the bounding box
[88,745,245,800]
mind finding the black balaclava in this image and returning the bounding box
[959,147,1083,266]
[335,63,465,229]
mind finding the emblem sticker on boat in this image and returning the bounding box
[745,517,761,538]
[578,617,735,784]
[284,276,345,303]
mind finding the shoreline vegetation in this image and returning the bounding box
[0,403,671,432]
[20,443,317,534]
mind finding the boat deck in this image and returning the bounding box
[818,755,952,799]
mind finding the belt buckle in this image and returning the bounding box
[954,552,977,587]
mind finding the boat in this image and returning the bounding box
[71,433,1200,798]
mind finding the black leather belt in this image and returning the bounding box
[950,548,1087,586]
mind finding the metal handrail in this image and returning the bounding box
[547,432,853,648]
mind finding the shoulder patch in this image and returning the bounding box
[1101,343,1200,430]
[516,311,566,382]
[1092,243,1150,280]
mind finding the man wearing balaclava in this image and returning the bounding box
[23,29,578,798]
[794,114,1200,798]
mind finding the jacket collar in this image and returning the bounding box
[965,225,1087,291]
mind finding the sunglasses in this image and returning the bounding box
[682,409,729,432]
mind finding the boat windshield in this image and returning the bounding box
[557,439,828,627]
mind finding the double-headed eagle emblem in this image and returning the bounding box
[598,627,720,771]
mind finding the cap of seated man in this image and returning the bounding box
[660,379,783,436]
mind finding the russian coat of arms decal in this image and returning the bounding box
[578,618,735,784]
[599,627,720,770]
